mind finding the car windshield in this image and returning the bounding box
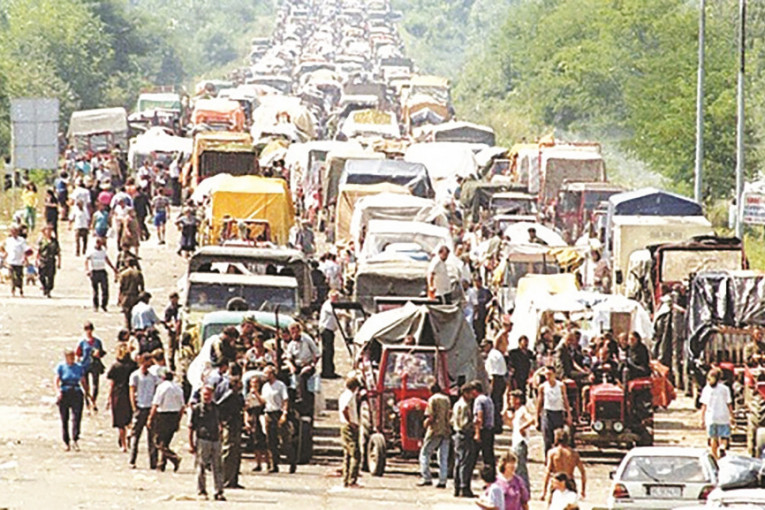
[383,351,436,389]
[622,456,710,483]
[188,283,296,314]
[491,197,536,214]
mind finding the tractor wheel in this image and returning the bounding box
[748,392,765,456]
[368,433,386,477]
[359,401,371,472]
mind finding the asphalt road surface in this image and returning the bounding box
[0,217,720,509]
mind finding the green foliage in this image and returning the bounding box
[451,0,765,201]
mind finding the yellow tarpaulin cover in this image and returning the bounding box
[334,183,410,246]
[210,176,294,245]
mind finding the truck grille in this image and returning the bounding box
[595,402,622,421]
[406,409,425,440]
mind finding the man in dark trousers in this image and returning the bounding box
[133,185,151,241]
[218,368,245,489]
[625,331,651,380]
[554,331,589,384]
[508,335,534,399]
[118,258,144,331]
[471,381,496,469]
[318,290,341,379]
[147,368,183,472]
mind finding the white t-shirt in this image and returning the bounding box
[152,380,185,413]
[485,348,508,377]
[549,489,579,510]
[85,247,108,271]
[287,334,319,366]
[4,236,27,266]
[338,388,358,426]
[700,383,732,425]
[318,299,338,332]
[541,380,565,412]
[71,206,91,229]
[262,379,288,412]
[511,405,533,446]
[71,187,91,208]
[428,256,450,296]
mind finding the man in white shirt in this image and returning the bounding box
[148,368,184,471]
[485,334,508,434]
[131,291,161,331]
[699,368,733,459]
[338,376,361,487]
[286,322,318,409]
[318,291,341,379]
[4,226,27,296]
[427,245,451,304]
[505,389,535,491]
[261,366,295,473]
[84,237,116,312]
[536,366,571,455]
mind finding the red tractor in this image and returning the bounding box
[355,344,451,476]
[563,367,654,448]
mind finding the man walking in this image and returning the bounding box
[506,389,534,491]
[76,321,106,411]
[318,290,341,379]
[418,383,451,488]
[189,385,225,501]
[84,237,116,312]
[472,381,496,469]
[148,368,183,472]
[131,291,161,332]
[427,245,451,303]
[262,366,296,473]
[118,259,144,330]
[129,354,159,469]
[5,226,27,296]
[485,334,508,434]
[164,292,181,371]
[508,335,534,398]
[536,366,571,456]
[541,428,587,501]
[339,375,361,488]
[219,371,245,489]
[452,383,475,498]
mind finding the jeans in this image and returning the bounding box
[85,366,100,403]
[58,389,83,445]
[452,431,475,492]
[420,434,450,484]
[542,409,565,455]
[222,418,243,486]
[341,424,360,486]
[478,428,495,469]
[196,438,223,495]
[320,329,336,377]
[130,407,158,468]
[75,228,88,256]
[513,440,530,491]
[90,269,108,309]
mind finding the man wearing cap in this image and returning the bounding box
[131,291,161,332]
[211,327,240,368]
[318,291,341,379]
[119,259,144,330]
[148,368,184,472]
[428,245,452,304]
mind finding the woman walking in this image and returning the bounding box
[175,207,198,258]
[43,189,59,237]
[36,223,61,297]
[54,348,86,451]
[22,182,38,231]
[106,343,136,452]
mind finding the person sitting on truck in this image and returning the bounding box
[527,227,547,246]
[744,328,765,367]
[553,332,589,384]
[624,331,651,380]
[589,344,620,383]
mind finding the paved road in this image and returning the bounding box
[0,217,720,509]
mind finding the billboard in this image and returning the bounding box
[10,98,59,170]
[742,190,765,225]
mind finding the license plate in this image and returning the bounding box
[648,485,682,498]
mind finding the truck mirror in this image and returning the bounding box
[615,270,623,285]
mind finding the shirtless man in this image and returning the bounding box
[541,428,586,501]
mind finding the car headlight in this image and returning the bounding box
[613,421,624,433]
[593,420,604,432]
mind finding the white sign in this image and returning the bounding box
[10,98,59,170]
[742,190,765,225]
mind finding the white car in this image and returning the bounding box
[607,447,718,510]
[674,488,765,509]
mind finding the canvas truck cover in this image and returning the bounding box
[251,95,317,139]
[354,302,481,385]
[540,149,605,202]
[350,193,447,250]
[459,181,517,222]
[354,260,431,314]
[335,184,411,245]
[359,219,453,263]
[687,270,765,362]
[405,142,478,204]
[209,175,295,245]
[68,107,128,138]
[426,121,496,147]
[340,159,435,199]
[323,150,385,205]
[191,98,245,130]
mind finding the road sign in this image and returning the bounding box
[742,189,765,225]
[10,98,59,170]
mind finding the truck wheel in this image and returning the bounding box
[748,393,765,456]
[368,433,386,477]
[359,402,371,472]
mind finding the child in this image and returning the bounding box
[476,465,505,510]
[24,249,37,286]
[245,377,269,472]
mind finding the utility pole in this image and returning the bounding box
[735,0,746,238]
[694,0,705,204]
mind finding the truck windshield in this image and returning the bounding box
[504,261,559,288]
[188,283,296,314]
[383,351,436,389]
[660,250,742,282]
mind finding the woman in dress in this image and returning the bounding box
[43,189,59,236]
[245,376,269,471]
[106,342,135,452]
[175,207,198,258]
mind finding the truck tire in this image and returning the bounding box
[747,392,765,456]
[368,433,386,477]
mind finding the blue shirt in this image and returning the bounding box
[473,393,495,430]
[131,302,161,331]
[56,362,84,392]
[93,211,109,234]
[76,337,104,370]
